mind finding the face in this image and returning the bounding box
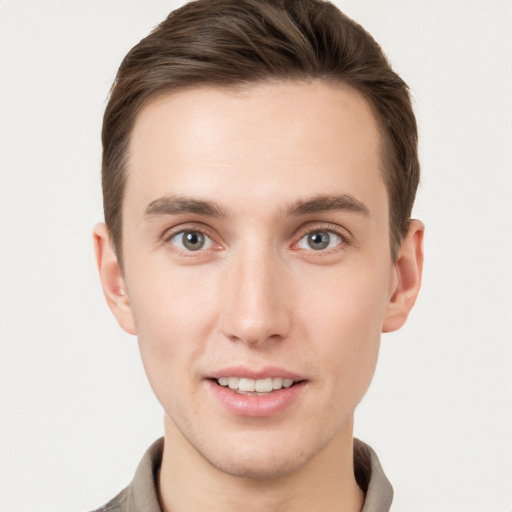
[96,81,422,478]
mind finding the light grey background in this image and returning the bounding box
[0,1,511,511]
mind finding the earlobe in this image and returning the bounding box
[93,223,137,335]
[382,220,424,333]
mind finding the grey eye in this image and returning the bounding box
[298,230,342,251]
[171,231,213,251]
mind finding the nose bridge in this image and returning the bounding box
[220,241,290,345]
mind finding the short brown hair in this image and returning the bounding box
[102,0,419,262]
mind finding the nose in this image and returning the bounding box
[218,246,292,347]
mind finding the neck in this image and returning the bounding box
[158,415,364,512]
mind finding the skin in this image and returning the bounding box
[94,80,423,512]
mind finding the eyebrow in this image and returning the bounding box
[143,196,231,219]
[284,194,370,217]
[143,193,369,220]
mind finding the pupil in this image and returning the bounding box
[184,232,204,250]
[308,231,330,250]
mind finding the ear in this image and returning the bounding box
[93,223,137,335]
[382,219,424,333]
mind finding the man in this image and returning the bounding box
[93,0,423,510]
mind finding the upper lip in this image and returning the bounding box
[207,366,305,381]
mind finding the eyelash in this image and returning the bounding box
[162,223,350,254]
[162,223,220,254]
[293,224,351,253]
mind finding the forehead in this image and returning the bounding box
[125,80,385,217]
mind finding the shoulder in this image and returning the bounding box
[87,438,164,512]
[88,487,129,512]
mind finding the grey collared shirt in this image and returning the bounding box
[92,438,393,512]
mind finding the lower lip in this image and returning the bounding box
[207,380,306,418]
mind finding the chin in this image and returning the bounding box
[196,428,336,480]
[206,449,311,480]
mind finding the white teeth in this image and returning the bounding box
[272,377,283,390]
[217,376,295,392]
[255,377,273,393]
[227,377,240,390]
[239,378,255,392]
[283,378,293,388]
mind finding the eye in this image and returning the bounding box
[170,230,214,251]
[297,230,343,251]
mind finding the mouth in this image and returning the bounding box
[207,371,306,417]
[214,376,297,395]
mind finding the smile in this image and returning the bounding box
[216,377,295,394]
[208,375,306,417]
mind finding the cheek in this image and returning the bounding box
[126,264,220,393]
[319,298,381,381]
[302,265,390,394]
[129,258,220,334]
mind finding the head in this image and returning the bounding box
[95,0,423,480]
[101,0,419,266]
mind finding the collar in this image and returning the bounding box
[354,438,394,512]
[97,437,393,512]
